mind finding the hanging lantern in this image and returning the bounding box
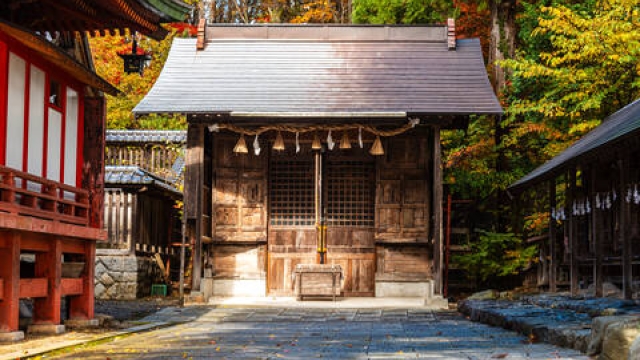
[339,131,351,149]
[117,32,151,76]
[233,134,248,154]
[312,132,322,150]
[369,136,384,156]
[273,131,285,151]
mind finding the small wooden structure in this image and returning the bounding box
[509,99,640,299]
[135,22,502,300]
[293,264,342,301]
[96,130,184,299]
[0,0,189,340]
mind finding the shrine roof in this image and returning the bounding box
[105,166,182,197]
[106,130,187,144]
[510,98,640,192]
[0,0,191,40]
[133,24,502,123]
[0,20,119,95]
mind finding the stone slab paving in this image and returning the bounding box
[46,307,588,359]
[458,294,640,356]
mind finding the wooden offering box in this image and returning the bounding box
[293,264,342,301]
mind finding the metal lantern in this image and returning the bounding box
[118,33,151,75]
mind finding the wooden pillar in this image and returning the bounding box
[620,157,632,299]
[549,180,557,292]
[432,125,443,295]
[592,167,603,297]
[0,231,20,332]
[186,123,204,291]
[82,96,106,229]
[33,238,62,325]
[568,169,579,296]
[68,241,95,320]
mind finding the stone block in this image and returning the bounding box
[100,256,122,271]
[124,272,137,282]
[375,281,429,297]
[99,272,115,287]
[629,336,640,360]
[212,279,266,297]
[94,282,106,298]
[599,317,640,360]
[122,256,138,272]
[94,260,107,276]
[588,315,638,356]
[467,289,497,300]
[27,324,65,335]
[0,331,24,342]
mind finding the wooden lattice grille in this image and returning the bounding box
[269,156,315,226]
[326,159,375,227]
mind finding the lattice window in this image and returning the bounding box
[326,159,375,227]
[269,156,315,226]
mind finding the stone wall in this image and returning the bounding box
[95,250,168,300]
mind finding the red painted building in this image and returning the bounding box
[0,0,189,341]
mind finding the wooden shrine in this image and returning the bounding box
[134,22,502,300]
[510,99,640,299]
[0,0,189,341]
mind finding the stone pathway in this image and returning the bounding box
[459,294,640,358]
[47,307,588,359]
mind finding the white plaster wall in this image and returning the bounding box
[6,52,25,170]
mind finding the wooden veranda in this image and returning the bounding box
[510,99,640,299]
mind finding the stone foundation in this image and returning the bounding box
[208,279,266,297]
[95,250,169,300]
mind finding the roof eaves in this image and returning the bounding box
[0,20,119,95]
[509,98,640,192]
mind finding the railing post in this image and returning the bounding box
[1,171,15,204]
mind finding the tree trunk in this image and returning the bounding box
[489,0,516,231]
[488,0,517,94]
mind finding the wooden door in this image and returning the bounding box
[266,148,377,296]
[324,152,376,296]
[267,151,316,295]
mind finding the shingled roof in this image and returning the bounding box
[509,98,640,192]
[134,24,501,122]
[106,130,186,143]
[105,166,182,197]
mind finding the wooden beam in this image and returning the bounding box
[68,241,95,320]
[61,278,83,296]
[186,123,204,290]
[432,125,443,295]
[549,179,557,292]
[19,278,48,299]
[32,238,62,324]
[620,157,632,299]
[0,232,20,331]
[592,167,602,297]
[0,212,105,241]
[568,169,578,296]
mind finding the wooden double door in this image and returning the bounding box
[266,149,376,296]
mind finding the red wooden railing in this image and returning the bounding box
[0,165,89,226]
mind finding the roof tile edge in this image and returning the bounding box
[204,24,448,42]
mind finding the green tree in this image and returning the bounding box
[352,0,452,24]
[89,25,191,130]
